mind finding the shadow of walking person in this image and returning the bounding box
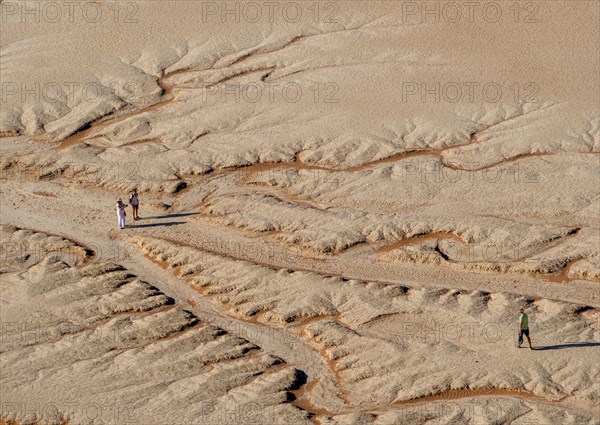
[533,342,600,351]
[128,221,186,228]
[141,213,200,220]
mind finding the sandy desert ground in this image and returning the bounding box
[1,1,599,424]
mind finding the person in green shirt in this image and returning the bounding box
[518,308,533,349]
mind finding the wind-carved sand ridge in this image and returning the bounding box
[196,189,599,282]
[2,33,599,194]
[47,32,322,151]
[0,225,318,424]
[123,234,600,423]
[28,107,600,191]
[55,66,197,151]
[1,183,599,423]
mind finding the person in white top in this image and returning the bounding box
[116,198,127,229]
[129,188,140,220]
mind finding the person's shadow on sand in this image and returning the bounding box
[533,342,600,351]
[141,212,200,220]
[128,221,186,228]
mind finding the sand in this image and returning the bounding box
[1,1,599,424]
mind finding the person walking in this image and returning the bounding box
[517,308,533,349]
[116,198,127,229]
[129,188,140,220]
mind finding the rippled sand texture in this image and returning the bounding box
[1,1,599,424]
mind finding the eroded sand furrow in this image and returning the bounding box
[3,112,597,198]
[2,212,596,415]
[2,180,599,309]
[135,239,350,413]
[139,236,570,419]
[129,235,599,414]
[54,66,189,150]
[3,67,597,198]
[388,388,600,418]
[0,226,315,424]
[48,34,310,152]
[197,191,598,279]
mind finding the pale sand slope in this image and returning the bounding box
[0,214,599,424]
[1,2,598,191]
[0,226,312,425]
[0,179,599,424]
[1,0,599,424]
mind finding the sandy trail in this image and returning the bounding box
[1,183,358,416]
[2,179,598,308]
[3,180,600,406]
[2,179,599,420]
[137,252,351,416]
